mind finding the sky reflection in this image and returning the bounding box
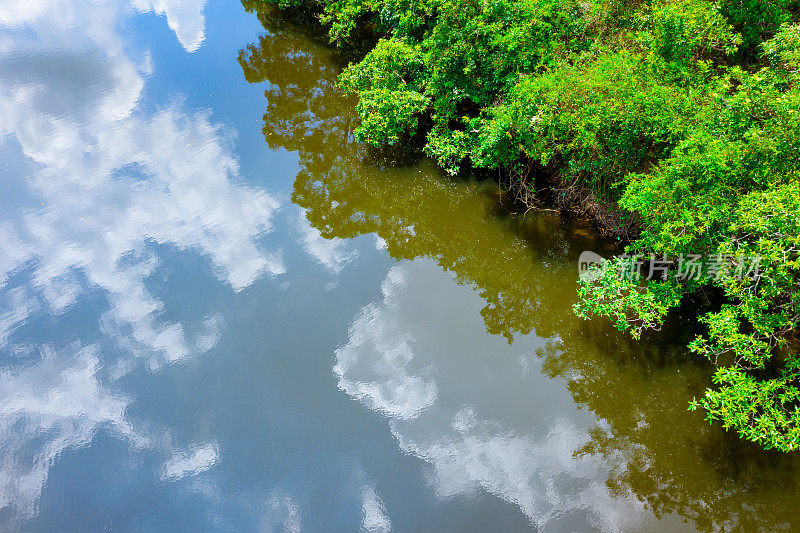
[334,259,656,531]
[0,0,282,519]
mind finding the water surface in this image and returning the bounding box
[1,1,800,531]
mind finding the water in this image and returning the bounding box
[1,1,799,531]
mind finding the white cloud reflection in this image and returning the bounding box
[0,0,279,519]
[0,344,136,516]
[0,0,282,364]
[360,482,392,533]
[335,260,649,531]
[262,491,302,533]
[161,441,221,482]
[132,0,208,52]
[298,207,358,275]
[0,0,206,53]
[334,267,436,420]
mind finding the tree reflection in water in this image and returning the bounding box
[239,3,800,530]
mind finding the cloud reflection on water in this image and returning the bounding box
[0,0,281,518]
[335,260,649,531]
[297,207,358,275]
[0,343,135,516]
[133,0,209,51]
[359,479,392,533]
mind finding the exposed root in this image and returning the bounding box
[501,160,640,241]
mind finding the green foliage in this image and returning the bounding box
[257,0,800,451]
[720,0,792,54]
[476,51,699,195]
[689,363,800,451]
[574,257,685,338]
[646,0,741,65]
[340,39,429,144]
[763,21,800,68]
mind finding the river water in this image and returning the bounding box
[1,1,799,531]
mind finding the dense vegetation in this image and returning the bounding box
[253,0,800,451]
